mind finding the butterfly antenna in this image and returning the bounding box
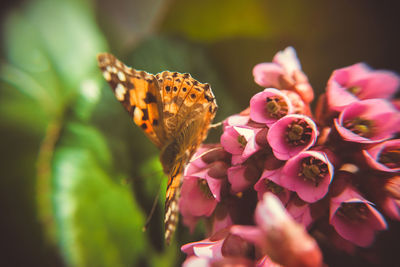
[142,180,163,232]
[209,121,223,129]
[189,146,224,163]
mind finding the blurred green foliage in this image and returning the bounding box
[0,0,399,266]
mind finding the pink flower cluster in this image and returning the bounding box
[179,47,400,266]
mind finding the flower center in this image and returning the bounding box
[197,179,214,199]
[337,202,369,223]
[378,148,400,169]
[300,156,328,186]
[343,117,374,138]
[286,119,312,146]
[265,96,289,119]
[347,86,361,96]
[237,135,247,147]
[264,179,284,194]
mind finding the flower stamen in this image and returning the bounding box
[286,119,312,146]
[337,202,369,223]
[237,135,247,147]
[265,96,289,119]
[299,157,328,186]
[378,148,400,169]
[264,179,284,194]
[347,86,361,96]
[197,179,214,199]
[343,117,374,137]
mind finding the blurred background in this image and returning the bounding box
[0,0,399,266]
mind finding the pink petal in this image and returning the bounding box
[330,214,375,247]
[227,165,251,193]
[220,126,243,155]
[205,175,224,202]
[327,80,360,111]
[180,177,218,218]
[224,114,250,128]
[253,63,284,88]
[182,256,210,267]
[230,225,265,248]
[363,139,400,172]
[272,46,302,76]
[356,70,400,99]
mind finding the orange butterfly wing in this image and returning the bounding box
[97,53,166,148]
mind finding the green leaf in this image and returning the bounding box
[52,147,147,267]
[1,0,107,123]
[59,123,112,169]
[161,0,271,42]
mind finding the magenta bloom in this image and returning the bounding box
[180,150,229,230]
[250,88,294,126]
[286,197,313,228]
[228,164,261,194]
[327,63,400,111]
[253,47,314,103]
[281,151,334,203]
[179,176,219,231]
[363,139,400,172]
[231,193,322,267]
[267,114,318,160]
[182,228,255,265]
[254,167,291,204]
[181,231,225,260]
[381,197,400,221]
[221,126,263,163]
[330,186,387,247]
[334,99,400,144]
[223,114,250,129]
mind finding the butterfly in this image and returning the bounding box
[97,53,217,244]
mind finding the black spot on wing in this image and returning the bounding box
[144,92,157,103]
[204,94,214,102]
[142,108,149,120]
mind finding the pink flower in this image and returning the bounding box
[329,186,387,247]
[253,47,314,103]
[181,228,255,265]
[327,63,400,111]
[254,166,291,204]
[286,196,313,228]
[363,139,400,172]
[370,176,400,221]
[381,197,400,221]
[180,148,229,230]
[250,88,294,126]
[228,164,261,194]
[281,151,334,203]
[221,126,263,164]
[334,99,400,144]
[179,176,219,231]
[231,193,323,267]
[256,255,283,267]
[267,114,318,160]
[210,206,234,234]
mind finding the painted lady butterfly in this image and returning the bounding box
[97,53,217,244]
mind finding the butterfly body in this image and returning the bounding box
[97,53,217,244]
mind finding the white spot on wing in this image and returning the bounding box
[115,83,126,101]
[117,71,126,82]
[103,71,111,81]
